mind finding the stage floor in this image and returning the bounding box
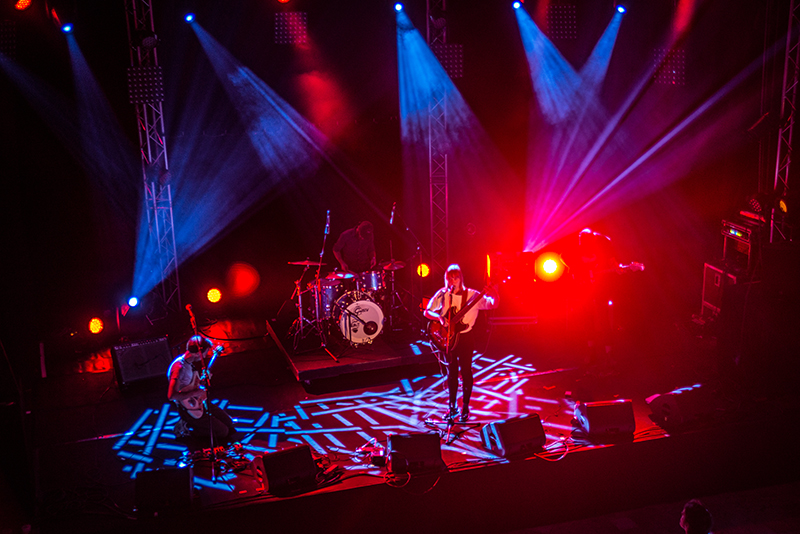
[22,312,800,533]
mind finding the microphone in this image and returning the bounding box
[208,345,223,369]
[325,210,330,235]
[390,202,396,225]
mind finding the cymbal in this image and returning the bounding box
[326,271,355,279]
[288,260,326,266]
[381,260,406,271]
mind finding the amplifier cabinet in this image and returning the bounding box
[702,263,737,317]
[112,337,173,387]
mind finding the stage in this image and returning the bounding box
[22,307,800,534]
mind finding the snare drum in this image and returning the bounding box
[356,271,384,294]
[310,279,344,319]
[334,292,384,345]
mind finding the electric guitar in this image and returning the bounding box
[427,286,495,353]
[178,345,223,419]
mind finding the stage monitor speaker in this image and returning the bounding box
[134,467,193,516]
[251,444,317,496]
[574,399,635,439]
[646,384,717,428]
[112,337,172,387]
[481,413,546,457]
[387,432,444,474]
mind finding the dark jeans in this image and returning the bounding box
[446,329,475,410]
[176,401,236,442]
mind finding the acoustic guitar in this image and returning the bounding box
[178,345,223,419]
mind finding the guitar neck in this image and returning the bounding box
[447,286,490,324]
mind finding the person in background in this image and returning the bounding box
[333,220,376,273]
[681,499,713,534]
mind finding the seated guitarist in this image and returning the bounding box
[167,335,236,442]
[424,264,498,423]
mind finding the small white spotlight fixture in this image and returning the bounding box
[128,296,139,307]
[394,3,403,11]
[513,1,522,9]
[616,5,626,13]
[184,12,195,23]
[61,23,73,33]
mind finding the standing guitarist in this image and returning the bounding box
[424,264,498,423]
[167,335,236,442]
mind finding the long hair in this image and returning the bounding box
[443,264,464,289]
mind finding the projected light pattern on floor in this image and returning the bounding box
[112,353,576,490]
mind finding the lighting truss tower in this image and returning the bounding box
[427,0,449,275]
[124,0,181,313]
[771,0,800,242]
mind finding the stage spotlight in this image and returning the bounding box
[15,0,32,10]
[534,252,565,282]
[184,13,195,23]
[416,263,430,278]
[394,3,404,12]
[128,296,139,307]
[133,30,159,50]
[88,318,104,334]
[61,23,73,33]
[207,288,222,303]
[513,1,522,9]
[227,262,261,298]
[616,5,626,13]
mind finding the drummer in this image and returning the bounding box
[333,220,376,273]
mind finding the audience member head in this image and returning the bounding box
[681,499,712,534]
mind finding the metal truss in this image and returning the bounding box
[124,0,181,312]
[427,0,449,275]
[771,0,800,242]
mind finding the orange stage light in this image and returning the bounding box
[416,263,431,278]
[534,252,565,282]
[15,0,32,11]
[88,317,104,334]
[207,288,222,303]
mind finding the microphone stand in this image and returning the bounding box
[199,352,219,483]
[314,211,338,362]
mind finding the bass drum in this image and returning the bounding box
[334,292,384,345]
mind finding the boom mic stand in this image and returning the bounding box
[313,211,338,362]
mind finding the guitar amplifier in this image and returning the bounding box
[112,337,173,387]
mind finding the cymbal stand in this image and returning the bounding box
[384,240,409,332]
[289,265,318,351]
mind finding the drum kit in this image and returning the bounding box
[287,258,407,353]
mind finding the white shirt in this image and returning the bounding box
[426,287,497,334]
